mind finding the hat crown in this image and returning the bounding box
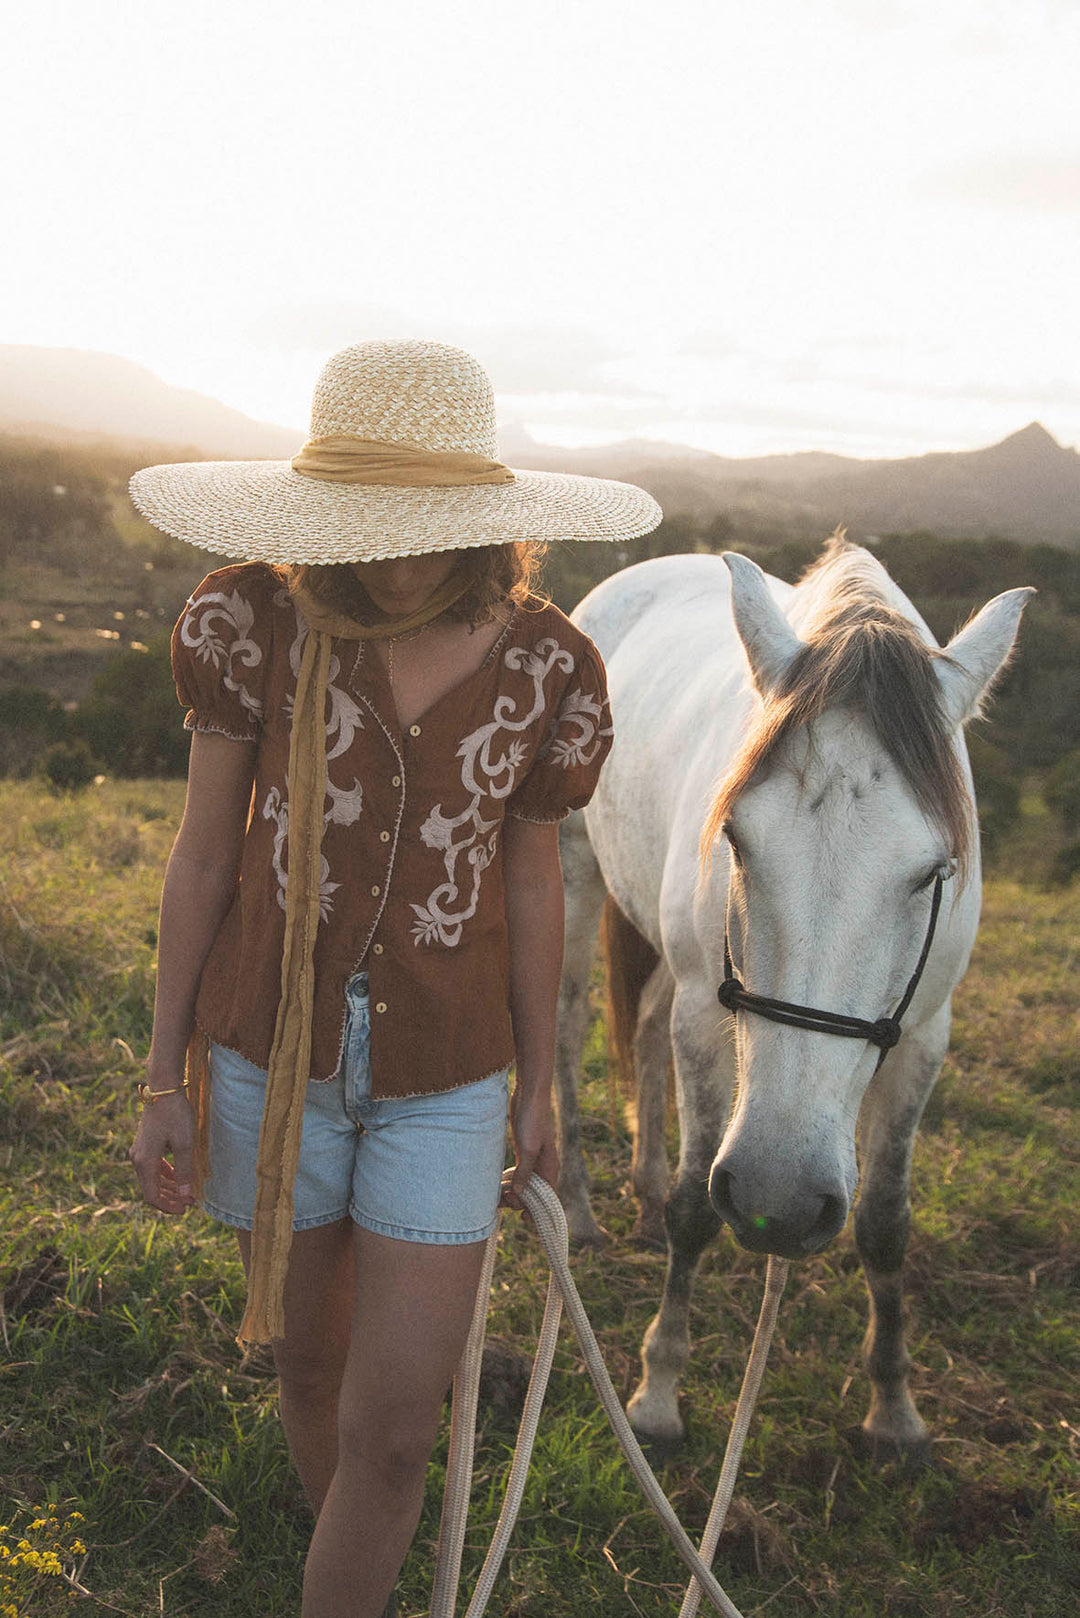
[309,340,498,457]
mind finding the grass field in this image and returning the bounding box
[1,779,1077,1617]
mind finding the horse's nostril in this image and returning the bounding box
[802,1192,848,1252]
[708,1165,737,1222]
[711,1160,849,1255]
[710,1163,786,1234]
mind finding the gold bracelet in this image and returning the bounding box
[137,1080,190,1105]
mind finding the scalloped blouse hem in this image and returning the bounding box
[199,1026,514,1099]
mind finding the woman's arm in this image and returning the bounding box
[129,732,256,1213]
[500,816,565,1210]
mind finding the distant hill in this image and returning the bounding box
[504,420,1080,546]
[2,345,1077,545]
[0,345,302,458]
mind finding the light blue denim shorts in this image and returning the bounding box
[202,972,510,1244]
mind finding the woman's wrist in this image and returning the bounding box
[137,1079,191,1105]
[143,1039,190,1088]
[511,1069,554,1097]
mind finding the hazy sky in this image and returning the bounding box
[3,0,1078,457]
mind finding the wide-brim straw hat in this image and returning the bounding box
[129,340,662,564]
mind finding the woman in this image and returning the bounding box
[126,340,661,1618]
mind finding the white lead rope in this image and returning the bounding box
[430,1175,789,1618]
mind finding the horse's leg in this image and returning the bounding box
[854,1002,951,1460]
[629,962,675,1250]
[626,984,729,1448]
[554,810,610,1247]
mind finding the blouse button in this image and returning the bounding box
[375,1001,387,1014]
[372,942,384,955]
[379,830,391,843]
[409,724,422,737]
[371,884,380,897]
[392,774,402,787]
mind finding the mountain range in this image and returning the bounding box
[0,344,301,458]
[2,344,1078,546]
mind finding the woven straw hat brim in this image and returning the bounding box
[129,459,662,565]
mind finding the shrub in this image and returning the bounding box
[71,634,189,777]
[966,733,1021,856]
[1049,837,1080,887]
[41,739,100,794]
[1043,748,1080,834]
[0,685,69,778]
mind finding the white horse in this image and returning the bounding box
[554,537,1031,1454]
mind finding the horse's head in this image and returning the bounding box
[703,548,1032,1258]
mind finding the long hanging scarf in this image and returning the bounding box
[231,569,470,1345]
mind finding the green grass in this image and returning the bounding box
[1,779,1078,1617]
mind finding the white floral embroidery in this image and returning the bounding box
[410,639,574,948]
[263,604,366,920]
[262,787,341,923]
[546,685,613,769]
[180,589,264,721]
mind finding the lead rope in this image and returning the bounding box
[430,1176,789,1618]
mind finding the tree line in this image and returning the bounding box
[1,435,1077,869]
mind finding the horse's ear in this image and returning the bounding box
[937,587,1035,726]
[723,552,804,696]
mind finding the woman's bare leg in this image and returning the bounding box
[301,1225,487,1618]
[237,1219,354,1513]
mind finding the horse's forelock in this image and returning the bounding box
[702,562,973,874]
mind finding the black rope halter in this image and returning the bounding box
[718,872,944,1069]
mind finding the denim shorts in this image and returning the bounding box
[201,972,510,1244]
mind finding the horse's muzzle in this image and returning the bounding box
[708,1163,848,1257]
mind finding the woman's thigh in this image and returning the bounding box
[335,1225,488,1460]
[237,1219,355,1386]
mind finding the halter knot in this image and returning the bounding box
[717,976,743,1013]
[868,1017,902,1051]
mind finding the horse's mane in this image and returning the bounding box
[704,536,973,872]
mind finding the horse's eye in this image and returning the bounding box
[722,822,742,865]
[914,858,956,893]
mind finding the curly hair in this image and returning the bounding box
[286,541,547,628]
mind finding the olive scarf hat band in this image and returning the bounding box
[290,434,516,488]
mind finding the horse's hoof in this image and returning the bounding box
[848,1425,933,1471]
[626,1394,686,1462]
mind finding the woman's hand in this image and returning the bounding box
[128,1091,197,1215]
[501,1083,559,1213]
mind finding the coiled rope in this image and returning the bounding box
[429,1175,789,1618]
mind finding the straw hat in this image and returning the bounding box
[129,340,662,564]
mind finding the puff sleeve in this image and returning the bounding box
[506,639,614,823]
[170,565,275,741]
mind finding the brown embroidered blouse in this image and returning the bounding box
[171,563,613,1097]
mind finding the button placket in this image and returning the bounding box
[350,688,406,1012]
